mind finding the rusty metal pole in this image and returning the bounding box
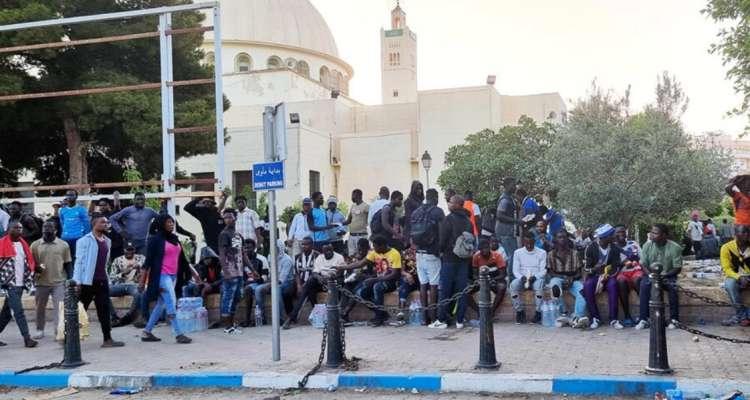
[645,263,672,375]
[476,267,500,369]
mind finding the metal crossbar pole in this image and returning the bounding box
[0,27,212,54]
[159,12,177,217]
[0,3,219,32]
[168,126,215,134]
[0,78,213,102]
[0,191,222,204]
[0,178,216,193]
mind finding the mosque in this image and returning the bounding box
[177,0,566,212]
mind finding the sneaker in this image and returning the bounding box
[574,316,590,329]
[531,311,542,324]
[515,311,526,325]
[428,320,448,329]
[555,316,571,328]
[667,319,678,330]
[635,320,649,330]
[141,331,161,342]
[622,318,635,328]
[455,322,464,329]
[32,330,44,340]
[24,337,38,348]
[610,320,624,330]
[396,311,405,321]
[223,326,236,335]
[232,325,243,334]
[590,318,600,329]
[175,334,192,344]
[370,318,386,327]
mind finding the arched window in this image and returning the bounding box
[319,66,330,87]
[235,53,252,72]
[267,55,283,69]
[285,57,297,69]
[341,78,349,95]
[296,60,310,78]
[395,53,400,65]
[333,71,343,90]
[204,51,215,66]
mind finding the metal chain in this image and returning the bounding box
[675,285,733,308]
[340,320,360,371]
[674,321,750,344]
[298,321,327,389]
[338,280,479,316]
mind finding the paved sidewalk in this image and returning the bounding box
[1,321,749,380]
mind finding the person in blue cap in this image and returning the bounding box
[582,224,624,330]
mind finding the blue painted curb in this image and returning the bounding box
[552,375,677,396]
[0,371,71,388]
[339,373,442,392]
[152,372,244,388]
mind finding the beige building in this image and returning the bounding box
[177,0,566,221]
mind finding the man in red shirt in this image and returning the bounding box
[467,238,507,317]
[728,183,750,226]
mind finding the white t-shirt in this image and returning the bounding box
[512,246,547,280]
[313,252,345,275]
[687,220,703,242]
[13,242,25,287]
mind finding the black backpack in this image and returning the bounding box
[370,206,389,235]
[410,205,438,247]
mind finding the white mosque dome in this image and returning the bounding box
[208,0,339,58]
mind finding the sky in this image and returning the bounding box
[310,0,745,136]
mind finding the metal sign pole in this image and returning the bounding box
[262,107,281,362]
[213,5,225,191]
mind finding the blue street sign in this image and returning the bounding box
[252,161,285,191]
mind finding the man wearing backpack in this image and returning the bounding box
[370,191,404,251]
[411,189,445,324]
[429,195,474,329]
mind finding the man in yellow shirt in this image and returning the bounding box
[720,225,750,326]
[338,235,401,326]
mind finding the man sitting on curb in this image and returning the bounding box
[283,243,343,329]
[635,224,683,330]
[720,225,750,326]
[108,243,145,328]
[509,231,547,324]
[547,230,589,329]
[467,238,507,319]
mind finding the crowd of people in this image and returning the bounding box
[0,176,749,350]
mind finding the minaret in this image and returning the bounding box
[381,1,417,104]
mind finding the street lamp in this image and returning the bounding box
[421,150,432,188]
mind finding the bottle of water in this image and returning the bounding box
[542,301,554,327]
[255,305,263,327]
[408,300,423,326]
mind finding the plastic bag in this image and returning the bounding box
[308,304,327,329]
[55,302,90,342]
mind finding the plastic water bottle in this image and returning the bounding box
[197,307,208,331]
[254,305,263,327]
[408,300,423,326]
[665,389,683,400]
[542,301,554,327]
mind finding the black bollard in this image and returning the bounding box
[62,280,85,368]
[476,267,500,370]
[645,263,672,375]
[325,276,343,369]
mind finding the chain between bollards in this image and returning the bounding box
[325,276,343,369]
[62,280,85,369]
[476,266,500,369]
[646,263,672,375]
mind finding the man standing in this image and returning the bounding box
[495,178,520,276]
[368,186,390,227]
[410,188,444,324]
[307,192,334,251]
[72,214,125,348]
[344,189,369,256]
[57,190,91,270]
[429,194,474,329]
[185,191,228,254]
[463,190,481,237]
[325,196,347,255]
[7,201,42,244]
[372,191,405,250]
[286,198,312,258]
[217,209,247,334]
[0,222,37,347]
[235,195,263,249]
[686,212,704,259]
[31,221,72,339]
[509,232,547,324]
[720,218,735,245]
[110,192,158,255]
[91,195,123,259]
[720,225,750,326]
[108,243,145,328]
[635,224,683,330]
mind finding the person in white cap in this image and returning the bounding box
[582,224,624,330]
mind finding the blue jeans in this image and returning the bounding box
[108,283,141,319]
[145,274,182,336]
[437,260,470,323]
[182,282,220,298]
[399,276,420,303]
[724,277,749,319]
[497,235,518,280]
[0,286,29,338]
[639,276,679,321]
[221,277,243,317]
[245,281,296,320]
[547,277,586,318]
[510,276,545,312]
[358,279,398,321]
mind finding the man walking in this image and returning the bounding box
[72,214,125,348]
[110,192,158,255]
[31,221,72,339]
[495,178,520,278]
[429,194,474,329]
[0,222,38,347]
[344,189,369,257]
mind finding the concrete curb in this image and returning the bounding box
[0,370,746,397]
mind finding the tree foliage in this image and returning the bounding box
[704,0,750,133]
[547,74,733,229]
[0,0,227,187]
[436,116,557,208]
